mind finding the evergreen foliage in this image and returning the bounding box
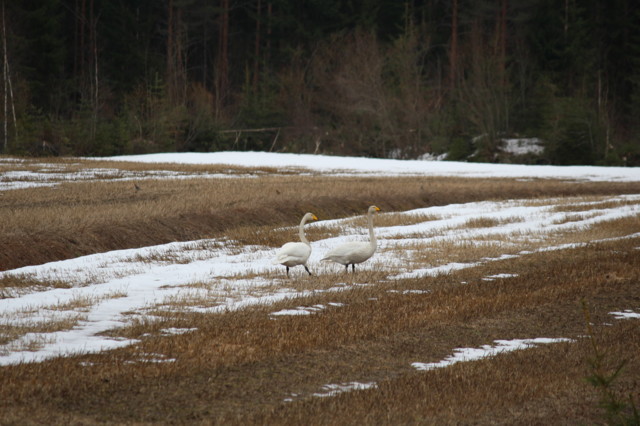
[0,0,638,164]
[582,301,639,425]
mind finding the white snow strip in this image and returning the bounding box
[160,327,198,335]
[610,310,640,320]
[412,338,574,371]
[270,308,314,316]
[483,273,519,281]
[99,151,640,182]
[312,382,378,398]
[270,303,346,316]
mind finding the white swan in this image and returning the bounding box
[322,205,380,272]
[272,212,318,276]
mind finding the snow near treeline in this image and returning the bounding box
[3,151,640,192]
[104,151,640,182]
[1,152,640,377]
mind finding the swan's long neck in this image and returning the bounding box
[367,210,377,250]
[299,216,310,245]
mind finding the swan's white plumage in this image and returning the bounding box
[273,242,311,267]
[273,212,317,276]
[320,241,373,265]
[322,205,380,272]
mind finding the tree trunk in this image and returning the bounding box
[74,0,87,104]
[167,0,173,96]
[2,0,6,152]
[449,0,458,89]
[253,0,261,91]
[89,0,98,141]
[266,2,272,68]
[499,0,507,86]
[215,0,230,117]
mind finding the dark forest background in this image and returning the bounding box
[1,0,639,165]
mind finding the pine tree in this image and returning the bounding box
[16,0,67,112]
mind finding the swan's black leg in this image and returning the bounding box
[286,266,290,276]
[344,264,349,273]
[304,266,312,275]
[351,264,356,273]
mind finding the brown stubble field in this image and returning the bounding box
[1,157,639,424]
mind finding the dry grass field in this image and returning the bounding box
[1,156,639,424]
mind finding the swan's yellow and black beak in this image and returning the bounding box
[312,214,318,220]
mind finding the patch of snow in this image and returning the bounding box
[129,353,176,364]
[270,308,314,316]
[482,273,519,281]
[412,338,574,371]
[501,138,544,156]
[0,167,254,191]
[387,289,431,295]
[160,327,198,335]
[610,310,640,320]
[270,303,342,316]
[100,151,640,182]
[312,381,378,398]
[417,152,449,161]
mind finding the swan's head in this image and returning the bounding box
[368,205,380,214]
[304,212,318,221]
